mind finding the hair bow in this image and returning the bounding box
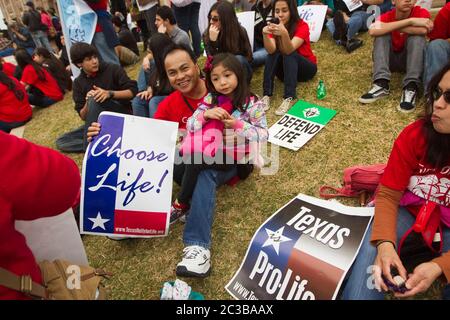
[203,55,214,73]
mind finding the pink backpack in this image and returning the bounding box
[319,164,386,201]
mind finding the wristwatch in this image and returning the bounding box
[108,90,114,99]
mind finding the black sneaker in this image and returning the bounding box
[346,38,363,53]
[333,10,347,43]
[398,83,418,113]
[359,82,390,104]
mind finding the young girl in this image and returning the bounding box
[0,62,32,133]
[262,0,317,116]
[170,53,269,223]
[33,47,72,93]
[15,48,64,108]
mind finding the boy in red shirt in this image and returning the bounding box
[359,0,432,113]
[424,2,450,90]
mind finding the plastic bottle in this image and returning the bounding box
[317,80,326,100]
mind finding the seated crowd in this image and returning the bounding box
[1,0,449,301]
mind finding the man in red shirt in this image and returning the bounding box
[359,0,432,113]
[424,2,450,90]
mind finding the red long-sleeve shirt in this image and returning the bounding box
[0,133,80,299]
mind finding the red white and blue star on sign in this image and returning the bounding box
[80,112,178,238]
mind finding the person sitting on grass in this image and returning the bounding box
[358,0,432,113]
[131,33,174,118]
[249,0,273,69]
[341,63,450,300]
[155,5,193,51]
[326,0,385,54]
[32,47,72,93]
[261,0,317,116]
[70,42,137,149]
[423,2,450,91]
[15,48,63,108]
[0,62,32,133]
[111,15,140,66]
[170,53,268,229]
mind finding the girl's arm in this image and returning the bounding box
[231,100,269,142]
[262,25,277,54]
[278,31,304,55]
[186,95,215,132]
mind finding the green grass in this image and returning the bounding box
[23,31,441,300]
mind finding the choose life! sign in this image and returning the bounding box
[80,112,178,238]
[226,194,374,300]
[268,100,336,151]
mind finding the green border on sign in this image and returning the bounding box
[286,100,337,125]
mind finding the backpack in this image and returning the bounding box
[319,164,386,202]
[0,259,111,300]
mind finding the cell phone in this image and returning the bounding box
[269,17,280,24]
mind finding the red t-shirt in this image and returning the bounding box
[2,62,16,78]
[154,87,206,130]
[380,120,450,224]
[0,132,80,299]
[429,2,450,40]
[21,65,63,101]
[268,19,317,64]
[0,76,32,123]
[380,6,430,52]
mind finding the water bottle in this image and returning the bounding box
[317,80,326,100]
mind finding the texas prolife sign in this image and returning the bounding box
[226,194,373,300]
[80,112,178,238]
[268,100,336,151]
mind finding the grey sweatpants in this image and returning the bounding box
[372,34,426,89]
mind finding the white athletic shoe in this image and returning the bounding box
[275,97,294,116]
[176,245,211,278]
[261,95,271,111]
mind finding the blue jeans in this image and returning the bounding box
[341,207,450,300]
[423,39,450,92]
[263,50,317,99]
[92,32,120,66]
[251,45,268,69]
[326,11,371,44]
[149,95,167,118]
[181,167,238,249]
[30,30,54,53]
[131,95,150,118]
[235,54,253,84]
[28,93,57,108]
[173,2,201,57]
[0,47,15,57]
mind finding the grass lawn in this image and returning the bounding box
[22,30,443,299]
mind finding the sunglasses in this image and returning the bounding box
[432,87,450,104]
[209,16,219,22]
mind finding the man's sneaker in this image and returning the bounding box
[275,97,294,116]
[333,10,347,43]
[170,201,189,224]
[261,95,271,111]
[398,84,418,113]
[176,245,211,278]
[346,38,363,53]
[359,83,390,104]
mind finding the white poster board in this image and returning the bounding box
[416,0,433,11]
[15,208,89,266]
[297,5,328,42]
[237,11,255,51]
[81,112,178,238]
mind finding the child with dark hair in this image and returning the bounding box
[15,48,63,107]
[171,53,268,229]
[0,62,32,133]
[131,34,174,118]
[70,42,137,148]
[33,47,72,92]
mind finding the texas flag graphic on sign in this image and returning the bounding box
[80,112,178,238]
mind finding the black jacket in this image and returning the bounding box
[22,10,44,32]
[72,63,138,115]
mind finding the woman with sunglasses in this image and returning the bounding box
[261,0,317,116]
[341,63,450,300]
[203,1,253,84]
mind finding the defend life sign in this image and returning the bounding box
[80,112,178,238]
[226,194,373,300]
[268,100,336,151]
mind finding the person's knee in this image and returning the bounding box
[407,35,426,47]
[427,39,450,54]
